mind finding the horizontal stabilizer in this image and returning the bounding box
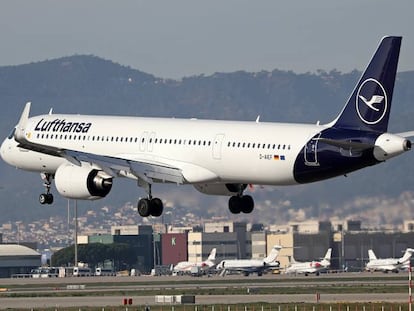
[397,131,414,139]
[317,138,374,151]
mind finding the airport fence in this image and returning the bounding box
[28,303,413,311]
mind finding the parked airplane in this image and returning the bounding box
[365,248,414,273]
[216,245,282,276]
[172,248,216,275]
[1,36,413,217]
[285,248,332,276]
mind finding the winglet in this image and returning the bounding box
[14,102,31,142]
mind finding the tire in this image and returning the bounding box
[241,195,254,213]
[46,193,54,204]
[137,198,151,217]
[150,198,164,217]
[228,196,241,214]
[39,194,48,205]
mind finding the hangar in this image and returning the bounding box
[0,244,41,278]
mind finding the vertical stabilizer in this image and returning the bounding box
[398,248,414,264]
[207,248,217,262]
[368,249,377,261]
[332,36,401,133]
[288,255,297,264]
[264,245,282,264]
[321,248,332,266]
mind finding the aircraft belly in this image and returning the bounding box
[215,156,296,185]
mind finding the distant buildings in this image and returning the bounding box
[78,219,414,273]
[1,218,414,277]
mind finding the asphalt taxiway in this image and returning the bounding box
[0,273,410,310]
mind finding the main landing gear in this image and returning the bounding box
[39,173,54,205]
[137,184,164,217]
[228,184,254,214]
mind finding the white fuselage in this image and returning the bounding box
[285,261,326,274]
[173,260,212,272]
[217,258,268,270]
[1,114,324,186]
[366,259,403,272]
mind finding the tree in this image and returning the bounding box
[51,243,137,270]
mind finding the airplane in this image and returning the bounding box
[1,36,413,218]
[365,248,414,273]
[285,248,332,276]
[172,248,216,275]
[216,245,282,276]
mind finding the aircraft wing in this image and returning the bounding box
[17,137,185,185]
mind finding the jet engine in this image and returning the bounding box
[55,163,113,200]
[194,183,246,196]
[373,133,411,161]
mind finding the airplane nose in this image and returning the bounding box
[0,138,14,166]
[0,139,7,161]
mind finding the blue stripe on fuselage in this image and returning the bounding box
[293,128,381,184]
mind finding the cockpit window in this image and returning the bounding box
[7,128,16,139]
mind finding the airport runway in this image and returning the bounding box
[0,273,410,309]
[0,293,409,309]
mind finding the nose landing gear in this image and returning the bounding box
[39,173,54,205]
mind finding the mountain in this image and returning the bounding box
[0,55,413,224]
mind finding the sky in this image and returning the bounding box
[0,0,413,79]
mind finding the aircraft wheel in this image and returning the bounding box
[228,196,241,214]
[137,198,151,217]
[241,195,254,213]
[46,193,53,204]
[39,193,53,205]
[150,198,164,217]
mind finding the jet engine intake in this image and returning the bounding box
[55,163,113,200]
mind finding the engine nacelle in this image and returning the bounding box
[373,133,411,162]
[55,163,113,200]
[194,183,246,196]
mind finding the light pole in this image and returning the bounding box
[341,229,345,272]
[74,200,78,267]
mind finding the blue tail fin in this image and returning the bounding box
[333,36,401,133]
